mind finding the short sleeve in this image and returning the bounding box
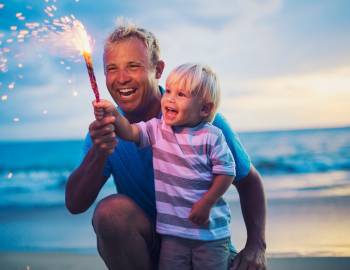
[135,121,151,148]
[210,130,236,177]
[212,113,251,181]
[135,118,159,148]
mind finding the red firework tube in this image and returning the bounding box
[82,51,100,102]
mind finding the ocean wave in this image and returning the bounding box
[224,170,350,201]
[0,169,115,208]
[254,156,350,175]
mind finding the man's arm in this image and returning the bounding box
[231,166,267,270]
[65,116,117,214]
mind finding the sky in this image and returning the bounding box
[0,0,350,140]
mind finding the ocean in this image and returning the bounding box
[1,126,350,256]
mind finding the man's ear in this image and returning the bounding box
[155,60,165,79]
[200,102,214,118]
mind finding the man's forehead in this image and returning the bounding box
[105,39,150,63]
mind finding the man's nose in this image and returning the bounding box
[116,69,131,84]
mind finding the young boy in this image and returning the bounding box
[94,63,236,270]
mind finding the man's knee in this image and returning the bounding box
[92,194,141,238]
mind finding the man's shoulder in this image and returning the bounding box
[212,112,229,127]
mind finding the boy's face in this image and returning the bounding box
[161,84,208,127]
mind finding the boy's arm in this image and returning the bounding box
[113,113,140,144]
[94,99,140,144]
[189,174,234,225]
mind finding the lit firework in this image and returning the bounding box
[53,17,100,102]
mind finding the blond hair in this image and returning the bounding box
[104,22,160,69]
[166,63,221,121]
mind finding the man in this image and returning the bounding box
[65,24,266,270]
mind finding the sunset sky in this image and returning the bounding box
[1,0,349,140]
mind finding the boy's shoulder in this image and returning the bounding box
[199,122,224,137]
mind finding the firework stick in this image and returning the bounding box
[82,51,100,102]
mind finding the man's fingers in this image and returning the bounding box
[94,135,117,156]
[90,123,115,138]
[89,116,115,130]
[93,130,116,144]
[230,253,241,270]
[237,257,248,270]
[100,141,117,151]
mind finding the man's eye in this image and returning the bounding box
[128,64,140,70]
[107,67,117,73]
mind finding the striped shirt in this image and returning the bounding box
[137,118,236,241]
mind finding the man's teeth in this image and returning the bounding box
[118,88,136,96]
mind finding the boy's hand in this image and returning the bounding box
[189,198,212,225]
[93,99,119,121]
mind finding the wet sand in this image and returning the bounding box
[1,252,350,270]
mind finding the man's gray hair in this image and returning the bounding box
[104,22,161,68]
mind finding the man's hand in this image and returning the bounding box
[189,198,211,225]
[89,115,117,156]
[231,166,267,270]
[230,244,266,270]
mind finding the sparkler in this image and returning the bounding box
[82,50,100,102]
[66,19,100,102]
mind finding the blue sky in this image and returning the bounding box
[1,0,350,140]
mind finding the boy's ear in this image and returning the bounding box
[200,102,214,118]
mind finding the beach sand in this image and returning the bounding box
[1,252,350,270]
[1,197,349,269]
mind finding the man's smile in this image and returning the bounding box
[117,88,137,97]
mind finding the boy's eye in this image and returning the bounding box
[178,92,186,97]
[165,89,171,94]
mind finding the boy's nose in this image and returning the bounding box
[167,95,175,102]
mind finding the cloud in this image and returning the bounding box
[220,65,350,131]
[1,0,350,139]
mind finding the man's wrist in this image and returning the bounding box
[92,144,112,159]
[246,236,266,251]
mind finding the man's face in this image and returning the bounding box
[104,37,160,115]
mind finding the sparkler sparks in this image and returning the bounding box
[43,15,100,101]
[0,0,101,118]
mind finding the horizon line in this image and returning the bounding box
[0,124,349,143]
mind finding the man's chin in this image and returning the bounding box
[113,96,138,109]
